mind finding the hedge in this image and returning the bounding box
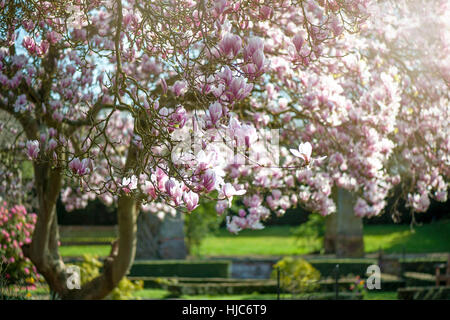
[129,260,231,278]
[166,282,277,296]
[306,259,378,277]
[403,272,436,287]
[398,286,450,300]
[129,257,442,280]
[399,257,448,274]
[129,274,403,294]
[167,283,363,299]
[319,274,405,292]
[164,282,362,298]
[306,257,448,277]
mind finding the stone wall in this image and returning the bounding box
[135,210,187,260]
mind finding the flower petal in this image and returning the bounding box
[290,148,302,158]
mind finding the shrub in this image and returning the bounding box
[184,200,224,256]
[272,257,321,295]
[307,258,377,277]
[77,254,143,300]
[291,214,325,253]
[349,275,367,298]
[0,202,40,286]
[400,257,448,274]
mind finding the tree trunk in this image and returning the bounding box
[23,145,141,299]
[136,210,187,260]
[323,188,365,257]
[66,194,139,299]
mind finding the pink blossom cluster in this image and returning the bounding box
[4,0,447,240]
[0,202,40,284]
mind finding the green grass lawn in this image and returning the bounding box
[59,244,111,257]
[59,220,450,257]
[362,221,450,253]
[14,285,397,300]
[197,220,450,256]
[132,288,397,300]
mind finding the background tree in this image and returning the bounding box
[0,0,369,299]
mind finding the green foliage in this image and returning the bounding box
[400,257,449,274]
[291,214,325,253]
[77,254,143,300]
[0,263,29,300]
[20,161,34,180]
[349,275,367,299]
[184,200,224,256]
[398,286,450,300]
[307,259,377,277]
[130,260,231,278]
[272,257,321,295]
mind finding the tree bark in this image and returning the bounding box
[65,193,139,299]
[23,145,141,300]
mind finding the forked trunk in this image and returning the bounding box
[23,147,140,299]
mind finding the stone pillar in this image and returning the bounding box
[324,213,337,254]
[135,210,187,260]
[335,188,365,258]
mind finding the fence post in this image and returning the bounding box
[277,266,280,300]
[335,264,340,300]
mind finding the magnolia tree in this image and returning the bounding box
[0,0,372,299]
[0,0,448,299]
[248,0,449,254]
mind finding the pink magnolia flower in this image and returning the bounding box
[435,191,447,202]
[52,111,63,122]
[183,191,199,211]
[22,36,36,55]
[252,50,265,71]
[207,102,223,126]
[25,140,40,160]
[172,80,187,97]
[290,142,313,164]
[216,200,228,215]
[165,179,177,197]
[144,181,157,200]
[48,127,57,137]
[36,40,49,56]
[160,77,168,95]
[201,170,217,192]
[46,138,57,151]
[47,31,61,44]
[225,77,253,102]
[164,179,183,204]
[220,183,246,206]
[219,33,242,58]
[69,158,93,176]
[243,37,264,62]
[122,175,138,194]
[169,106,187,130]
[217,66,233,86]
[226,216,242,234]
[292,31,306,53]
[354,198,370,217]
[259,5,273,20]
